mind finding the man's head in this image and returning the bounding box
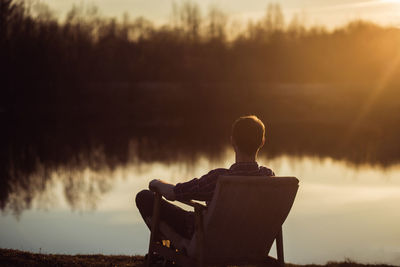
[231,115,265,157]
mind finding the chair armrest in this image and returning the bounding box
[177,200,207,211]
[149,186,207,210]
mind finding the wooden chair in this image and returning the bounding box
[146,176,299,267]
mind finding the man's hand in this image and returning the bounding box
[148,179,176,201]
[149,179,160,192]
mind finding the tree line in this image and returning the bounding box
[1,0,400,87]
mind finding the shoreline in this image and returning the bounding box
[0,249,397,267]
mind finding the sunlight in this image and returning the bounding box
[379,0,400,9]
[342,47,400,145]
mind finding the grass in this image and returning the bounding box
[0,249,143,267]
[0,249,397,267]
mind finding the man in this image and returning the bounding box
[135,115,275,241]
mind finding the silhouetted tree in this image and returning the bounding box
[206,6,227,42]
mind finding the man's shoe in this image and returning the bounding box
[144,252,164,266]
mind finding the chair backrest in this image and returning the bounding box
[189,176,299,264]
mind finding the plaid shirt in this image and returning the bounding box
[173,162,275,202]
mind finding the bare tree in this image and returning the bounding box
[171,1,202,42]
[207,6,227,42]
[264,3,285,33]
[288,12,307,38]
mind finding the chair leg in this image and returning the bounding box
[194,205,205,267]
[276,227,284,267]
[146,192,162,267]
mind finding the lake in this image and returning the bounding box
[1,82,400,265]
[1,148,399,265]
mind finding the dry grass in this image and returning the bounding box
[0,249,397,267]
[0,249,144,267]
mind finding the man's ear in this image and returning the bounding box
[261,136,265,148]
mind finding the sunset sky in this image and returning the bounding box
[39,0,400,28]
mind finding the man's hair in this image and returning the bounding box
[231,115,265,156]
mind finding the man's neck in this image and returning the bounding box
[235,153,257,163]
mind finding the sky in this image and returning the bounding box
[38,0,400,28]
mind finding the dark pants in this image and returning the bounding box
[135,190,194,240]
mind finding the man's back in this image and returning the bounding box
[174,162,275,202]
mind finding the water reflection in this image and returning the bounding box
[1,154,399,265]
[3,127,400,217]
[2,115,400,264]
[2,154,114,218]
[3,81,400,216]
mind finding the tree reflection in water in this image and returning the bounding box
[2,82,400,216]
[2,117,400,217]
[3,147,113,218]
[0,127,228,217]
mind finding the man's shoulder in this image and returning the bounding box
[205,168,230,176]
[259,166,275,176]
[204,165,275,177]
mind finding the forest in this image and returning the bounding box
[2,0,400,127]
[2,0,400,86]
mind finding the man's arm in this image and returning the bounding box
[150,168,227,202]
[149,179,176,201]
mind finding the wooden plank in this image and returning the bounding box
[276,227,284,267]
[195,205,205,267]
[178,200,207,209]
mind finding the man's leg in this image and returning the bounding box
[135,189,194,239]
